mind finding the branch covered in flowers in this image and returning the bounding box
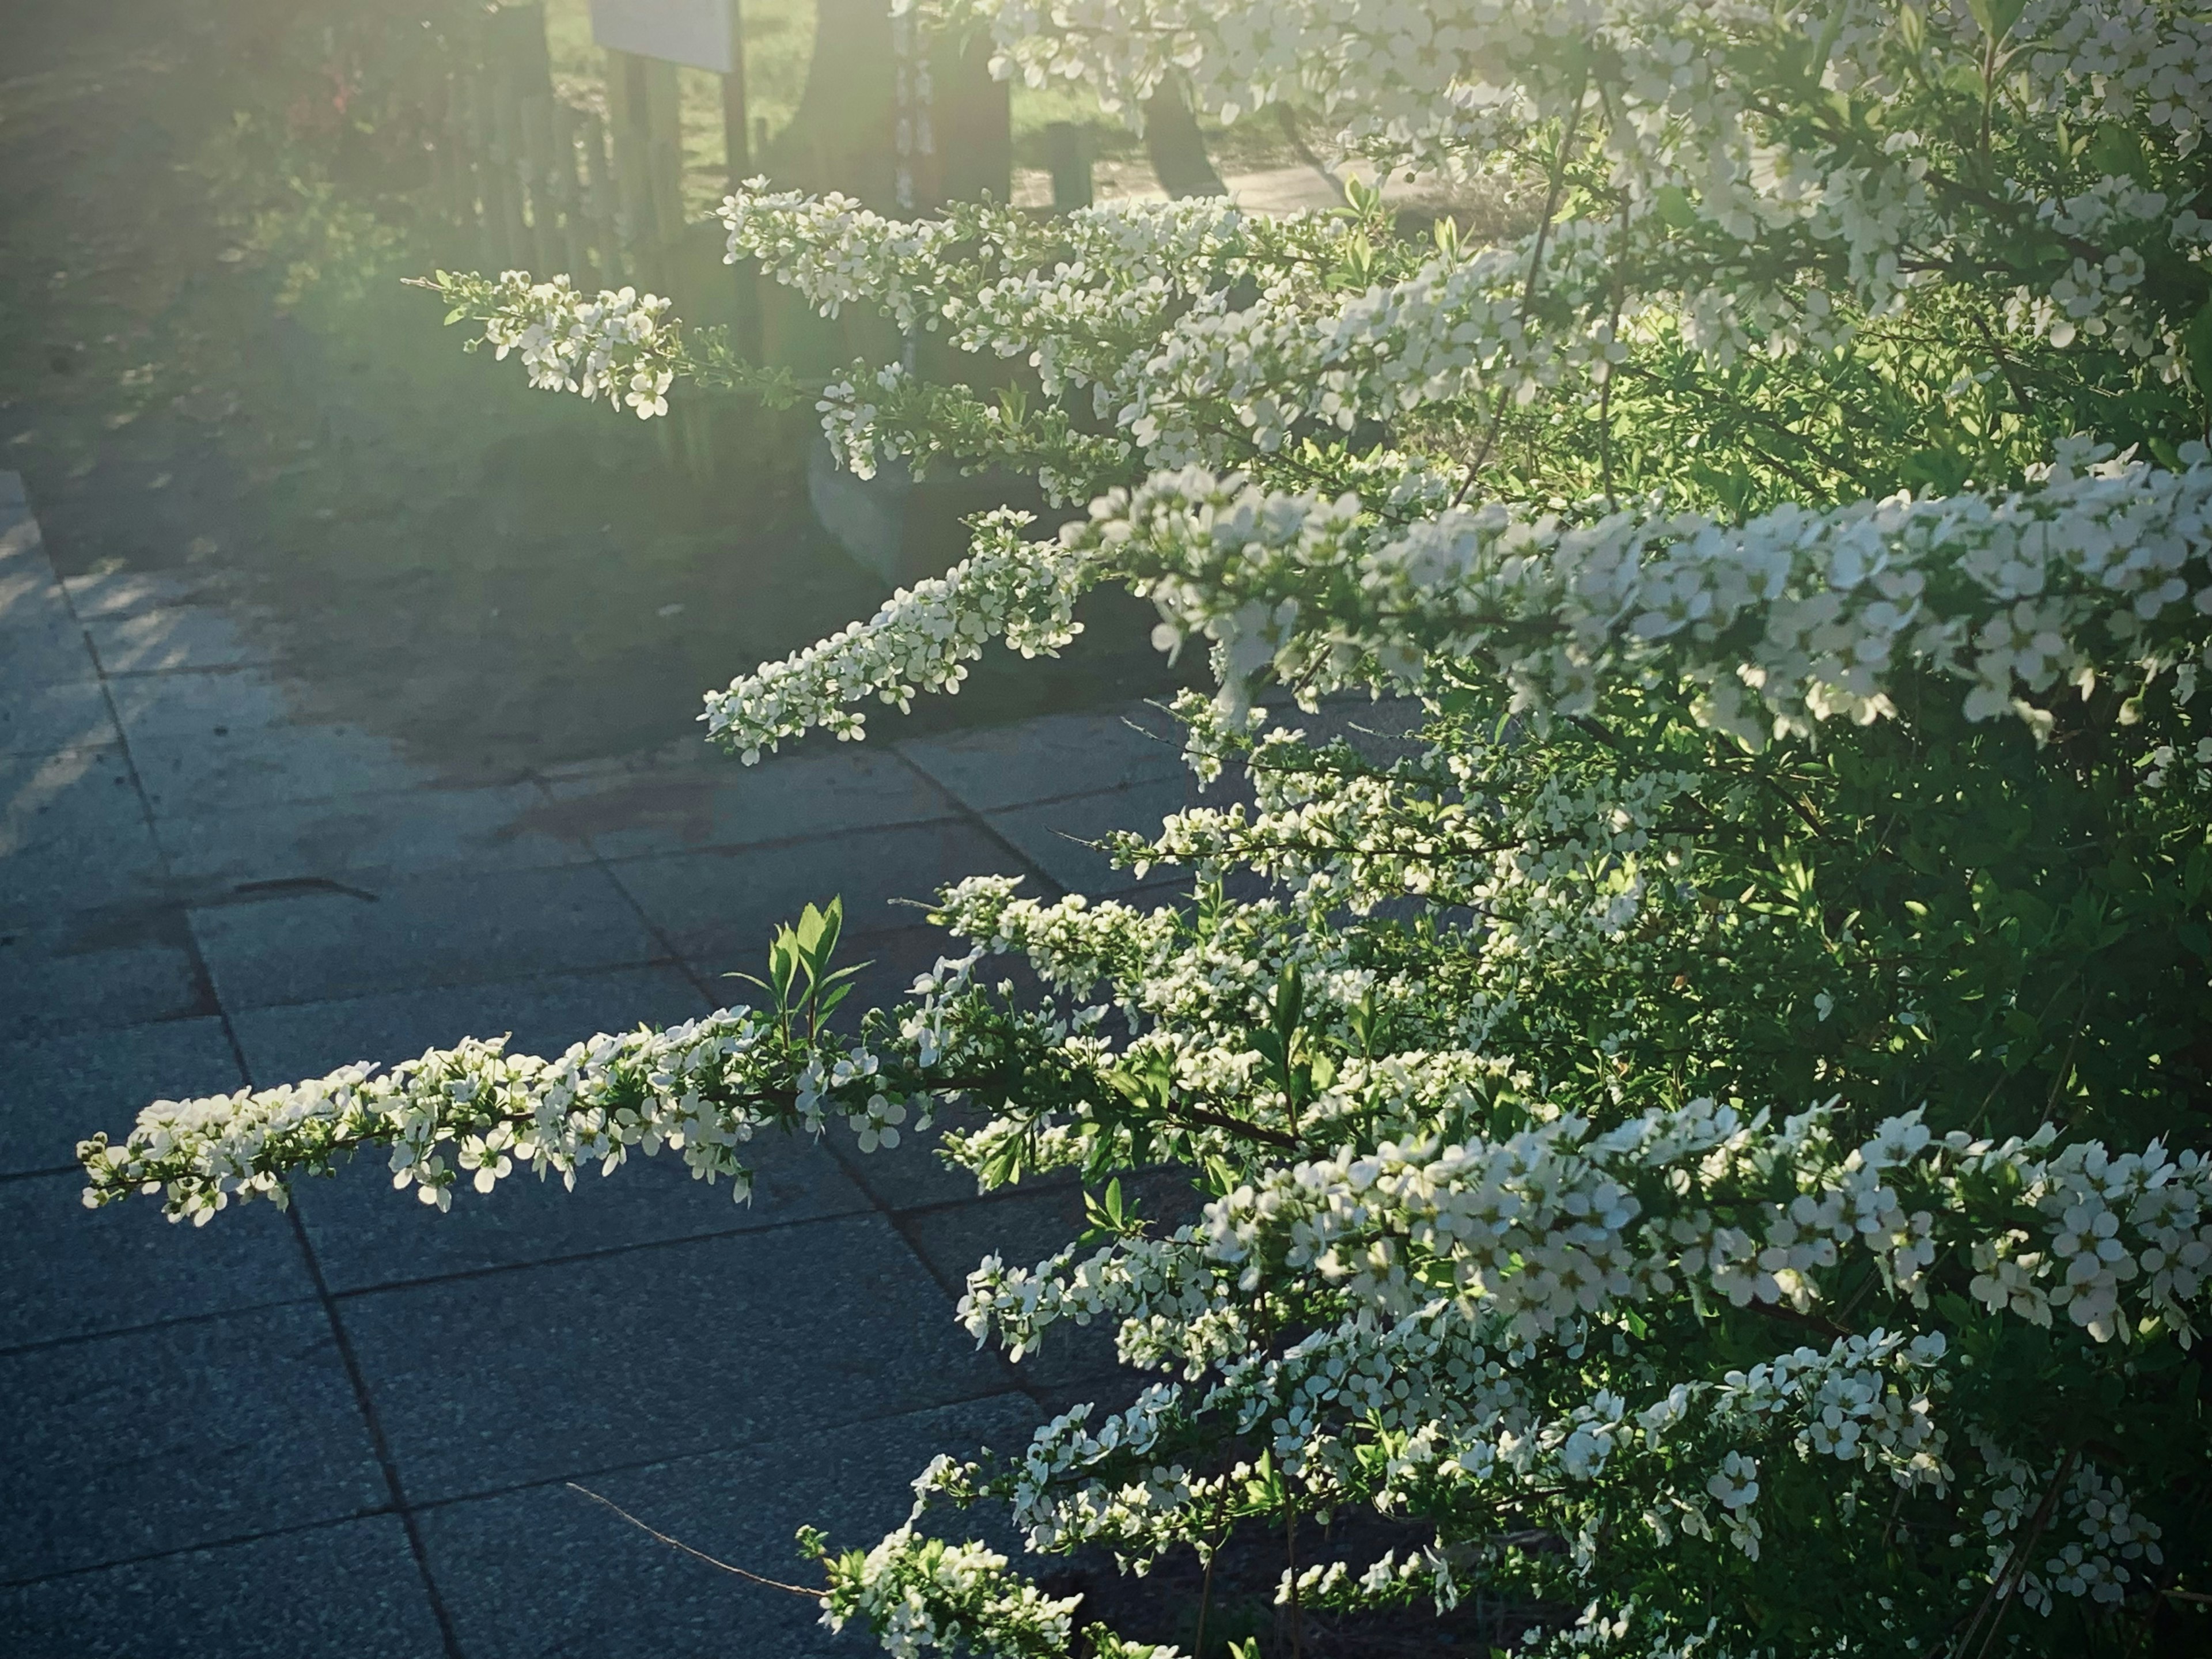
[700,439,2212,761]
[78,904,1120,1224]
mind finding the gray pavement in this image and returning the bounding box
[0,468,1214,1658]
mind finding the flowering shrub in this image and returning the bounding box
[82,0,2212,1652]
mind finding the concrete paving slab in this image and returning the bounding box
[103,666,295,743]
[0,743,138,850]
[110,669,434,813]
[0,1301,385,1581]
[0,1515,447,1659]
[0,1171,312,1350]
[60,563,237,619]
[0,677,120,756]
[0,609,98,692]
[418,1392,1040,1659]
[0,743,169,921]
[897,703,1186,812]
[0,563,76,640]
[831,1116,1001,1215]
[615,818,1032,976]
[533,733,718,782]
[292,1132,871,1294]
[538,747,959,861]
[228,962,711,1084]
[0,1016,243,1176]
[0,907,212,1042]
[190,863,665,1011]
[336,1214,1013,1503]
[86,604,283,675]
[153,779,589,887]
[984,775,1198,897]
[1,489,47,565]
[0,503,85,677]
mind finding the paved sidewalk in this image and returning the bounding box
[0,468,1226,1659]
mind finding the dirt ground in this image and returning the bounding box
[0,0,1183,779]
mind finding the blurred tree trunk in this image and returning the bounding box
[765,0,1007,209]
[1143,80,1225,197]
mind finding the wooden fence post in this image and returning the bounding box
[721,0,760,359]
[469,77,517,270]
[604,48,676,290]
[549,104,594,289]
[1046,122,1092,211]
[581,112,618,287]
[513,93,550,273]
[488,75,535,271]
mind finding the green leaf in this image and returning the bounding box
[1654,184,1697,230]
[795,903,828,956]
[2085,122,2147,184]
[1965,0,2025,39]
[1274,963,1304,1041]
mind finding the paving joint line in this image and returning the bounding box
[889,762,1192,820]
[320,1201,881,1302]
[103,495,474,1658]
[0,1162,92,1185]
[52,520,248,1045]
[863,1188,1056,1414]
[204,948,689,1022]
[884,746,1066,904]
[12,491,459,1647]
[283,1204,467,1659]
[813,752,1092,1415]
[0,1294,325,1362]
[0,1177,957,1358]
[0,1504,403,1592]
[399,1379,1042,1517]
[540,771,729,1013]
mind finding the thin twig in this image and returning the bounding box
[1451,70,1590,507]
[1967,310,2034,423]
[1600,195,1629,509]
[566,1483,822,1597]
[1162,1099,1305,1151]
[1194,1490,1230,1659]
[1952,1444,2080,1659]
[1750,1297,1855,1342]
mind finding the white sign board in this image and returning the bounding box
[589,0,736,74]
